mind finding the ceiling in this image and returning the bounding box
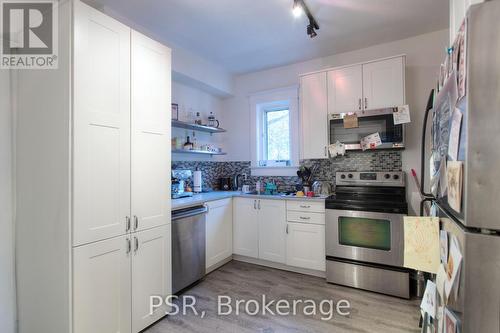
[88,0,449,74]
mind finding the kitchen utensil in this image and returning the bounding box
[242,185,251,193]
[219,177,232,191]
[208,112,219,128]
[193,170,202,193]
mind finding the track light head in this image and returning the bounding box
[292,0,304,17]
[307,24,317,38]
[292,0,319,38]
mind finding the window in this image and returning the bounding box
[249,86,299,176]
[261,106,291,166]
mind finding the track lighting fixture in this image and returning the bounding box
[292,0,320,38]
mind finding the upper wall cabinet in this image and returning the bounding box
[327,65,363,113]
[300,72,328,160]
[362,57,404,111]
[73,0,132,246]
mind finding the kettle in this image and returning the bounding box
[312,181,330,196]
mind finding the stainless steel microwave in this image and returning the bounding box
[329,108,405,151]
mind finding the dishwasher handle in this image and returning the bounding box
[172,206,208,220]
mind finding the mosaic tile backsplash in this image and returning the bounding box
[172,151,402,192]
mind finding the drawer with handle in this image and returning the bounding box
[286,211,325,225]
[287,200,325,213]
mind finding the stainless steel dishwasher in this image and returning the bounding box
[172,205,207,294]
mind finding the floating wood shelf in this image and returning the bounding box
[172,149,227,156]
[172,120,226,134]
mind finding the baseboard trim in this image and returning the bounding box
[206,256,233,274]
[232,255,326,278]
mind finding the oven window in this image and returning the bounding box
[338,217,391,251]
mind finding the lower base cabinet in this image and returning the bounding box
[73,224,171,333]
[206,198,233,269]
[233,198,259,257]
[286,222,326,271]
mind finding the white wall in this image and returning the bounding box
[221,29,449,215]
[172,81,226,161]
[0,69,15,333]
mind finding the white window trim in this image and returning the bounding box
[249,86,299,176]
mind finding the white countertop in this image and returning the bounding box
[172,191,328,211]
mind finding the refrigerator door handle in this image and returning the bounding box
[419,89,436,215]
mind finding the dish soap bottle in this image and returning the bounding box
[183,136,194,150]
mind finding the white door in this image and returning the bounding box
[362,57,405,110]
[233,198,259,258]
[327,65,363,113]
[73,235,131,333]
[131,225,171,333]
[286,223,325,271]
[131,30,172,232]
[73,1,131,246]
[258,199,286,263]
[206,198,233,269]
[300,72,328,159]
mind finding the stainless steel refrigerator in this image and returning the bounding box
[420,2,500,332]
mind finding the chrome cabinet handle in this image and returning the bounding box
[358,98,362,110]
[134,236,139,253]
[324,146,327,157]
[126,238,131,254]
[254,200,257,210]
[133,215,139,230]
[286,224,289,234]
[258,200,261,210]
[299,216,311,220]
[364,97,368,109]
[300,205,310,209]
[125,216,131,232]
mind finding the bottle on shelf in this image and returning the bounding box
[195,112,202,125]
[183,136,194,150]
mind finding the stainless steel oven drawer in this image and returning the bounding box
[326,259,410,299]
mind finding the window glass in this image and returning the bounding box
[264,109,290,162]
[339,216,391,251]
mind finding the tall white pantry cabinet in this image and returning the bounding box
[15,2,172,333]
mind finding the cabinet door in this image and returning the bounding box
[73,235,131,333]
[233,198,259,258]
[362,57,404,110]
[73,1,131,246]
[327,65,363,113]
[300,72,328,159]
[132,225,171,333]
[206,198,233,269]
[131,30,172,232]
[258,199,286,263]
[286,222,325,271]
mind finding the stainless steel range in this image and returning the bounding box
[325,171,410,298]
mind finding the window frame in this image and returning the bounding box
[249,86,299,176]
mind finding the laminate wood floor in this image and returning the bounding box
[146,260,421,333]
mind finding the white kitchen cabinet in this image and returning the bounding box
[327,65,363,114]
[233,198,259,258]
[132,225,171,332]
[73,235,132,333]
[206,198,233,269]
[362,57,405,111]
[299,72,328,160]
[131,31,171,232]
[15,2,172,332]
[286,223,325,271]
[258,199,286,263]
[73,1,131,246]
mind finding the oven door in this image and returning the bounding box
[329,109,404,150]
[326,209,404,267]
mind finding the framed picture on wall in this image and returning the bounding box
[171,103,179,120]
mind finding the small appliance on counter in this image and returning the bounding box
[172,169,193,199]
[193,169,202,193]
[219,177,232,191]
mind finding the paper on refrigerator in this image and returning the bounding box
[360,132,382,151]
[420,280,437,318]
[436,264,447,304]
[445,235,463,301]
[403,217,440,274]
[393,105,411,125]
[447,109,463,161]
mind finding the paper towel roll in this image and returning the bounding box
[193,170,202,193]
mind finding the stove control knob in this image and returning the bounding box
[384,173,391,179]
[348,173,354,179]
[340,174,346,179]
[393,174,400,180]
